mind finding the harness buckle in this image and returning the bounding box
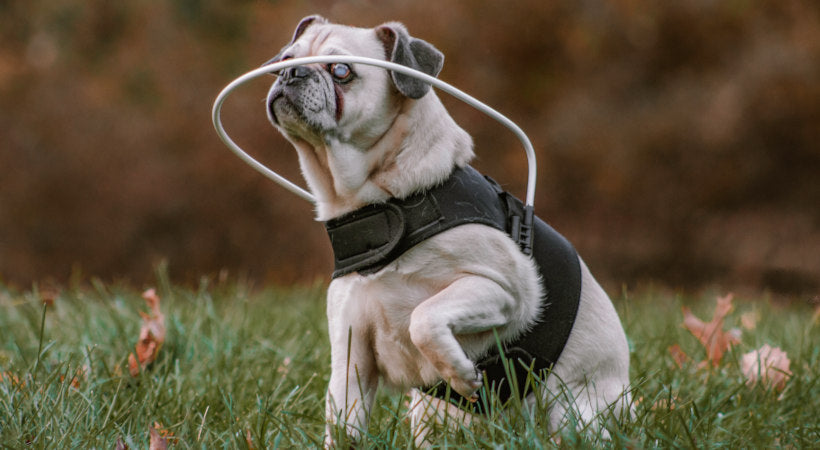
[510,205,534,256]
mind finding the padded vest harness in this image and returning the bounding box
[324,165,582,412]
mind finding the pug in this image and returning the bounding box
[264,15,631,446]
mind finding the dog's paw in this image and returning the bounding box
[448,368,483,402]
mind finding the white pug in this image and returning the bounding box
[264,15,631,446]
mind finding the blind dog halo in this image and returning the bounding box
[211,55,538,208]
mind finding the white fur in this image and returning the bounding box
[265,17,631,447]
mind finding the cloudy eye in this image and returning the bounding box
[329,63,354,82]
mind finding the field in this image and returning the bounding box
[1,271,818,448]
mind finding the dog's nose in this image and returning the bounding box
[281,65,310,81]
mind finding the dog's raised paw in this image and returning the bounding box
[448,369,483,401]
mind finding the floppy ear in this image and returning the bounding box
[263,15,328,66]
[375,22,444,99]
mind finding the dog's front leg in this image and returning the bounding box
[409,275,517,401]
[324,302,377,447]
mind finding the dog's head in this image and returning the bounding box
[265,16,473,219]
[266,15,442,139]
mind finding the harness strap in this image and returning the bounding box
[326,166,511,278]
[324,165,581,413]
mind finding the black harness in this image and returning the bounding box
[324,166,581,412]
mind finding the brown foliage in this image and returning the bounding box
[681,293,741,368]
[149,422,177,449]
[1,1,819,293]
[128,288,166,376]
[675,293,792,390]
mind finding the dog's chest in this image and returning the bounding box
[329,272,448,389]
[369,308,429,387]
[364,282,443,388]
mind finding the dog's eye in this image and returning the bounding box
[329,63,354,82]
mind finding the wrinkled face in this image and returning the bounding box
[266,23,400,147]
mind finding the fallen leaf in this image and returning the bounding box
[681,293,741,367]
[150,422,178,448]
[115,437,128,450]
[741,344,792,391]
[149,426,168,450]
[128,289,166,377]
[667,344,691,369]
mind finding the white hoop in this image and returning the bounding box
[212,55,537,207]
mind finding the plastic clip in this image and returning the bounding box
[510,205,534,256]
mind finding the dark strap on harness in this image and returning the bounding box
[325,166,526,278]
[323,165,581,413]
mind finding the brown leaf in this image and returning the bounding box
[128,289,166,377]
[681,293,741,367]
[741,344,792,391]
[149,426,168,450]
[127,353,140,377]
[667,344,691,369]
[115,437,128,450]
[149,422,178,448]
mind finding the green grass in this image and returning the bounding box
[1,273,818,448]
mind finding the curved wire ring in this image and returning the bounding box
[212,55,537,207]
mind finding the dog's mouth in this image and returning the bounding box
[266,90,285,126]
[265,82,310,130]
[266,74,341,138]
[266,86,336,141]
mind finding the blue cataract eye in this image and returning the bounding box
[333,64,350,79]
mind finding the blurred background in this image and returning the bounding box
[1,0,818,296]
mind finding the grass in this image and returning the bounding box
[1,271,818,448]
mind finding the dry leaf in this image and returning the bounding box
[115,437,128,450]
[128,289,166,377]
[149,422,177,448]
[149,426,168,450]
[667,344,691,369]
[741,344,792,391]
[681,293,741,367]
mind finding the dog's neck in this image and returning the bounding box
[292,92,474,221]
